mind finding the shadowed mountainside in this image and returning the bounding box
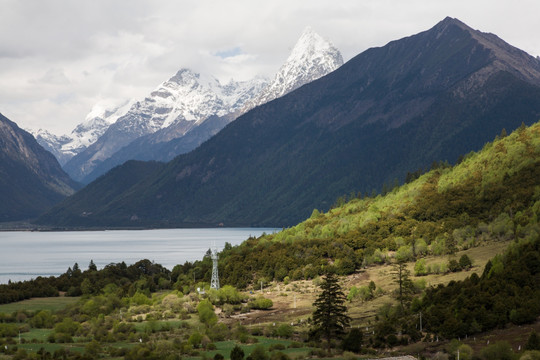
[0,113,79,221]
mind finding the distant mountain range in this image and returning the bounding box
[36,28,343,184]
[37,17,540,228]
[0,113,79,221]
[33,99,134,166]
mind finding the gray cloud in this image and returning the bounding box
[0,0,538,134]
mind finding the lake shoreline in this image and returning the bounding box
[0,227,278,284]
[0,221,281,232]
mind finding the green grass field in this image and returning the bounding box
[0,296,79,313]
[17,343,85,354]
[20,328,52,342]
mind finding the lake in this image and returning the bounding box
[0,228,277,284]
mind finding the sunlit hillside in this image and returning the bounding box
[218,121,540,286]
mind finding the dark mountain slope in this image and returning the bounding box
[38,17,540,227]
[0,113,79,221]
[46,160,165,226]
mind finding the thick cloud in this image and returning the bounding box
[0,0,538,134]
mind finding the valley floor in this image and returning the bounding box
[2,239,537,360]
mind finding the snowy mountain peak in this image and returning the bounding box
[247,27,343,109]
[32,129,73,165]
[63,67,269,181]
[290,26,337,61]
[50,29,342,182]
[84,98,134,124]
[34,99,134,165]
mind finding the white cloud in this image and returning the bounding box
[0,0,538,134]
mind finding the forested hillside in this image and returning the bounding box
[216,121,540,287]
[420,237,540,338]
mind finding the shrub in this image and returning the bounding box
[414,259,427,276]
[414,239,428,256]
[54,318,80,336]
[274,324,293,338]
[342,328,362,353]
[448,259,461,272]
[270,352,290,360]
[396,245,414,262]
[520,351,540,360]
[386,334,398,347]
[458,344,474,360]
[347,286,359,302]
[249,345,269,360]
[526,331,540,351]
[188,332,203,348]
[269,343,286,351]
[459,254,473,269]
[197,299,217,326]
[230,345,245,360]
[250,297,273,310]
[479,341,514,360]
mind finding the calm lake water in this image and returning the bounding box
[0,228,277,284]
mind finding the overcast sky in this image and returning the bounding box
[1,0,539,135]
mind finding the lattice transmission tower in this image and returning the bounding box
[210,245,220,290]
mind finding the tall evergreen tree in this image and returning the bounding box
[312,271,351,353]
[88,260,97,272]
[393,261,414,308]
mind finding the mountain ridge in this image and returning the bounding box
[62,71,268,182]
[37,17,540,228]
[0,113,79,221]
[64,28,343,184]
[33,99,134,166]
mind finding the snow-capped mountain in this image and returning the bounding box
[60,27,343,183]
[66,99,134,152]
[63,71,268,182]
[33,130,73,166]
[244,26,343,111]
[34,99,133,165]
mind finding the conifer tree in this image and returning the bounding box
[88,260,97,272]
[393,261,414,308]
[312,271,351,353]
